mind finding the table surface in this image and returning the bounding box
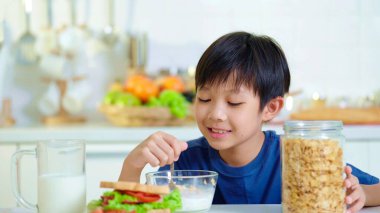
[1,205,380,213]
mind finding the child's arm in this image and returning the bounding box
[118,131,188,182]
[345,166,380,213]
[362,183,380,206]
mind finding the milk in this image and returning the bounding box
[178,189,214,212]
[179,196,213,212]
[38,174,86,213]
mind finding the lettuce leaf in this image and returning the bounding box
[87,189,182,213]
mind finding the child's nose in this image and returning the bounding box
[207,107,227,121]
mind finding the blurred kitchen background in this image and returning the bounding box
[1,0,380,208]
[0,0,379,125]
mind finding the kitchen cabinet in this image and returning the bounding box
[1,124,379,208]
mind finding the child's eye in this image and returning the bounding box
[198,98,210,103]
[228,102,243,106]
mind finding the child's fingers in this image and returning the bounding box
[165,140,182,161]
[346,175,359,189]
[344,165,364,213]
[142,147,160,167]
[179,140,188,151]
[347,199,365,213]
[147,142,170,167]
[346,187,361,205]
[345,179,352,188]
[160,132,188,160]
[345,165,353,177]
[156,139,175,164]
[344,165,359,188]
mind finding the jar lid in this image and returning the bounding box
[283,120,343,132]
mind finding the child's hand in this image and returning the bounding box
[345,165,366,213]
[126,131,188,169]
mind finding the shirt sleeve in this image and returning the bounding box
[347,163,379,185]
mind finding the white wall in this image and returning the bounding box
[1,0,380,124]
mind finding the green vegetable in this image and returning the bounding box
[103,91,141,106]
[158,90,190,119]
[87,189,182,213]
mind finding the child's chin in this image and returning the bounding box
[207,139,232,150]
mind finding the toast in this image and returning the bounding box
[100,181,170,195]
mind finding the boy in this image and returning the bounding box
[120,32,380,212]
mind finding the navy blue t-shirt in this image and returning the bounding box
[160,130,379,204]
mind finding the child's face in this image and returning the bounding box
[194,76,265,151]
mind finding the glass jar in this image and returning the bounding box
[281,120,345,213]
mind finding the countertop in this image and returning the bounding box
[1,205,380,213]
[1,122,380,144]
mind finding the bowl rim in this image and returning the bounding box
[146,170,218,179]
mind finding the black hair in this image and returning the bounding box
[195,31,291,111]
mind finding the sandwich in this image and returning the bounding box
[88,181,181,213]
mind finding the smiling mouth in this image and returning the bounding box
[208,128,232,134]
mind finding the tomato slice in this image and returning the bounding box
[124,191,161,203]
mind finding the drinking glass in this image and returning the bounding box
[11,139,86,213]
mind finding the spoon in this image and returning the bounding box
[16,0,37,65]
[169,162,176,190]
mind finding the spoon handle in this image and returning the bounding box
[169,163,176,190]
[170,163,174,175]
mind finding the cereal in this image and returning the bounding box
[282,138,345,213]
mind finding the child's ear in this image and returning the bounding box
[262,96,284,122]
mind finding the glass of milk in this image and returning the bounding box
[11,140,86,213]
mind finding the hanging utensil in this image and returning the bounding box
[84,0,90,28]
[78,0,90,32]
[138,33,148,71]
[35,0,58,56]
[47,0,53,28]
[16,0,38,65]
[0,21,3,51]
[69,0,77,26]
[82,0,107,56]
[128,33,147,72]
[102,0,118,47]
[59,0,85,56]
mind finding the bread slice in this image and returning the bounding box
[100,181,170,195]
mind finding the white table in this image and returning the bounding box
[210,204,380,212]
[2,205,380,213]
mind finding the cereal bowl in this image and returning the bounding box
[146,170,218,212]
